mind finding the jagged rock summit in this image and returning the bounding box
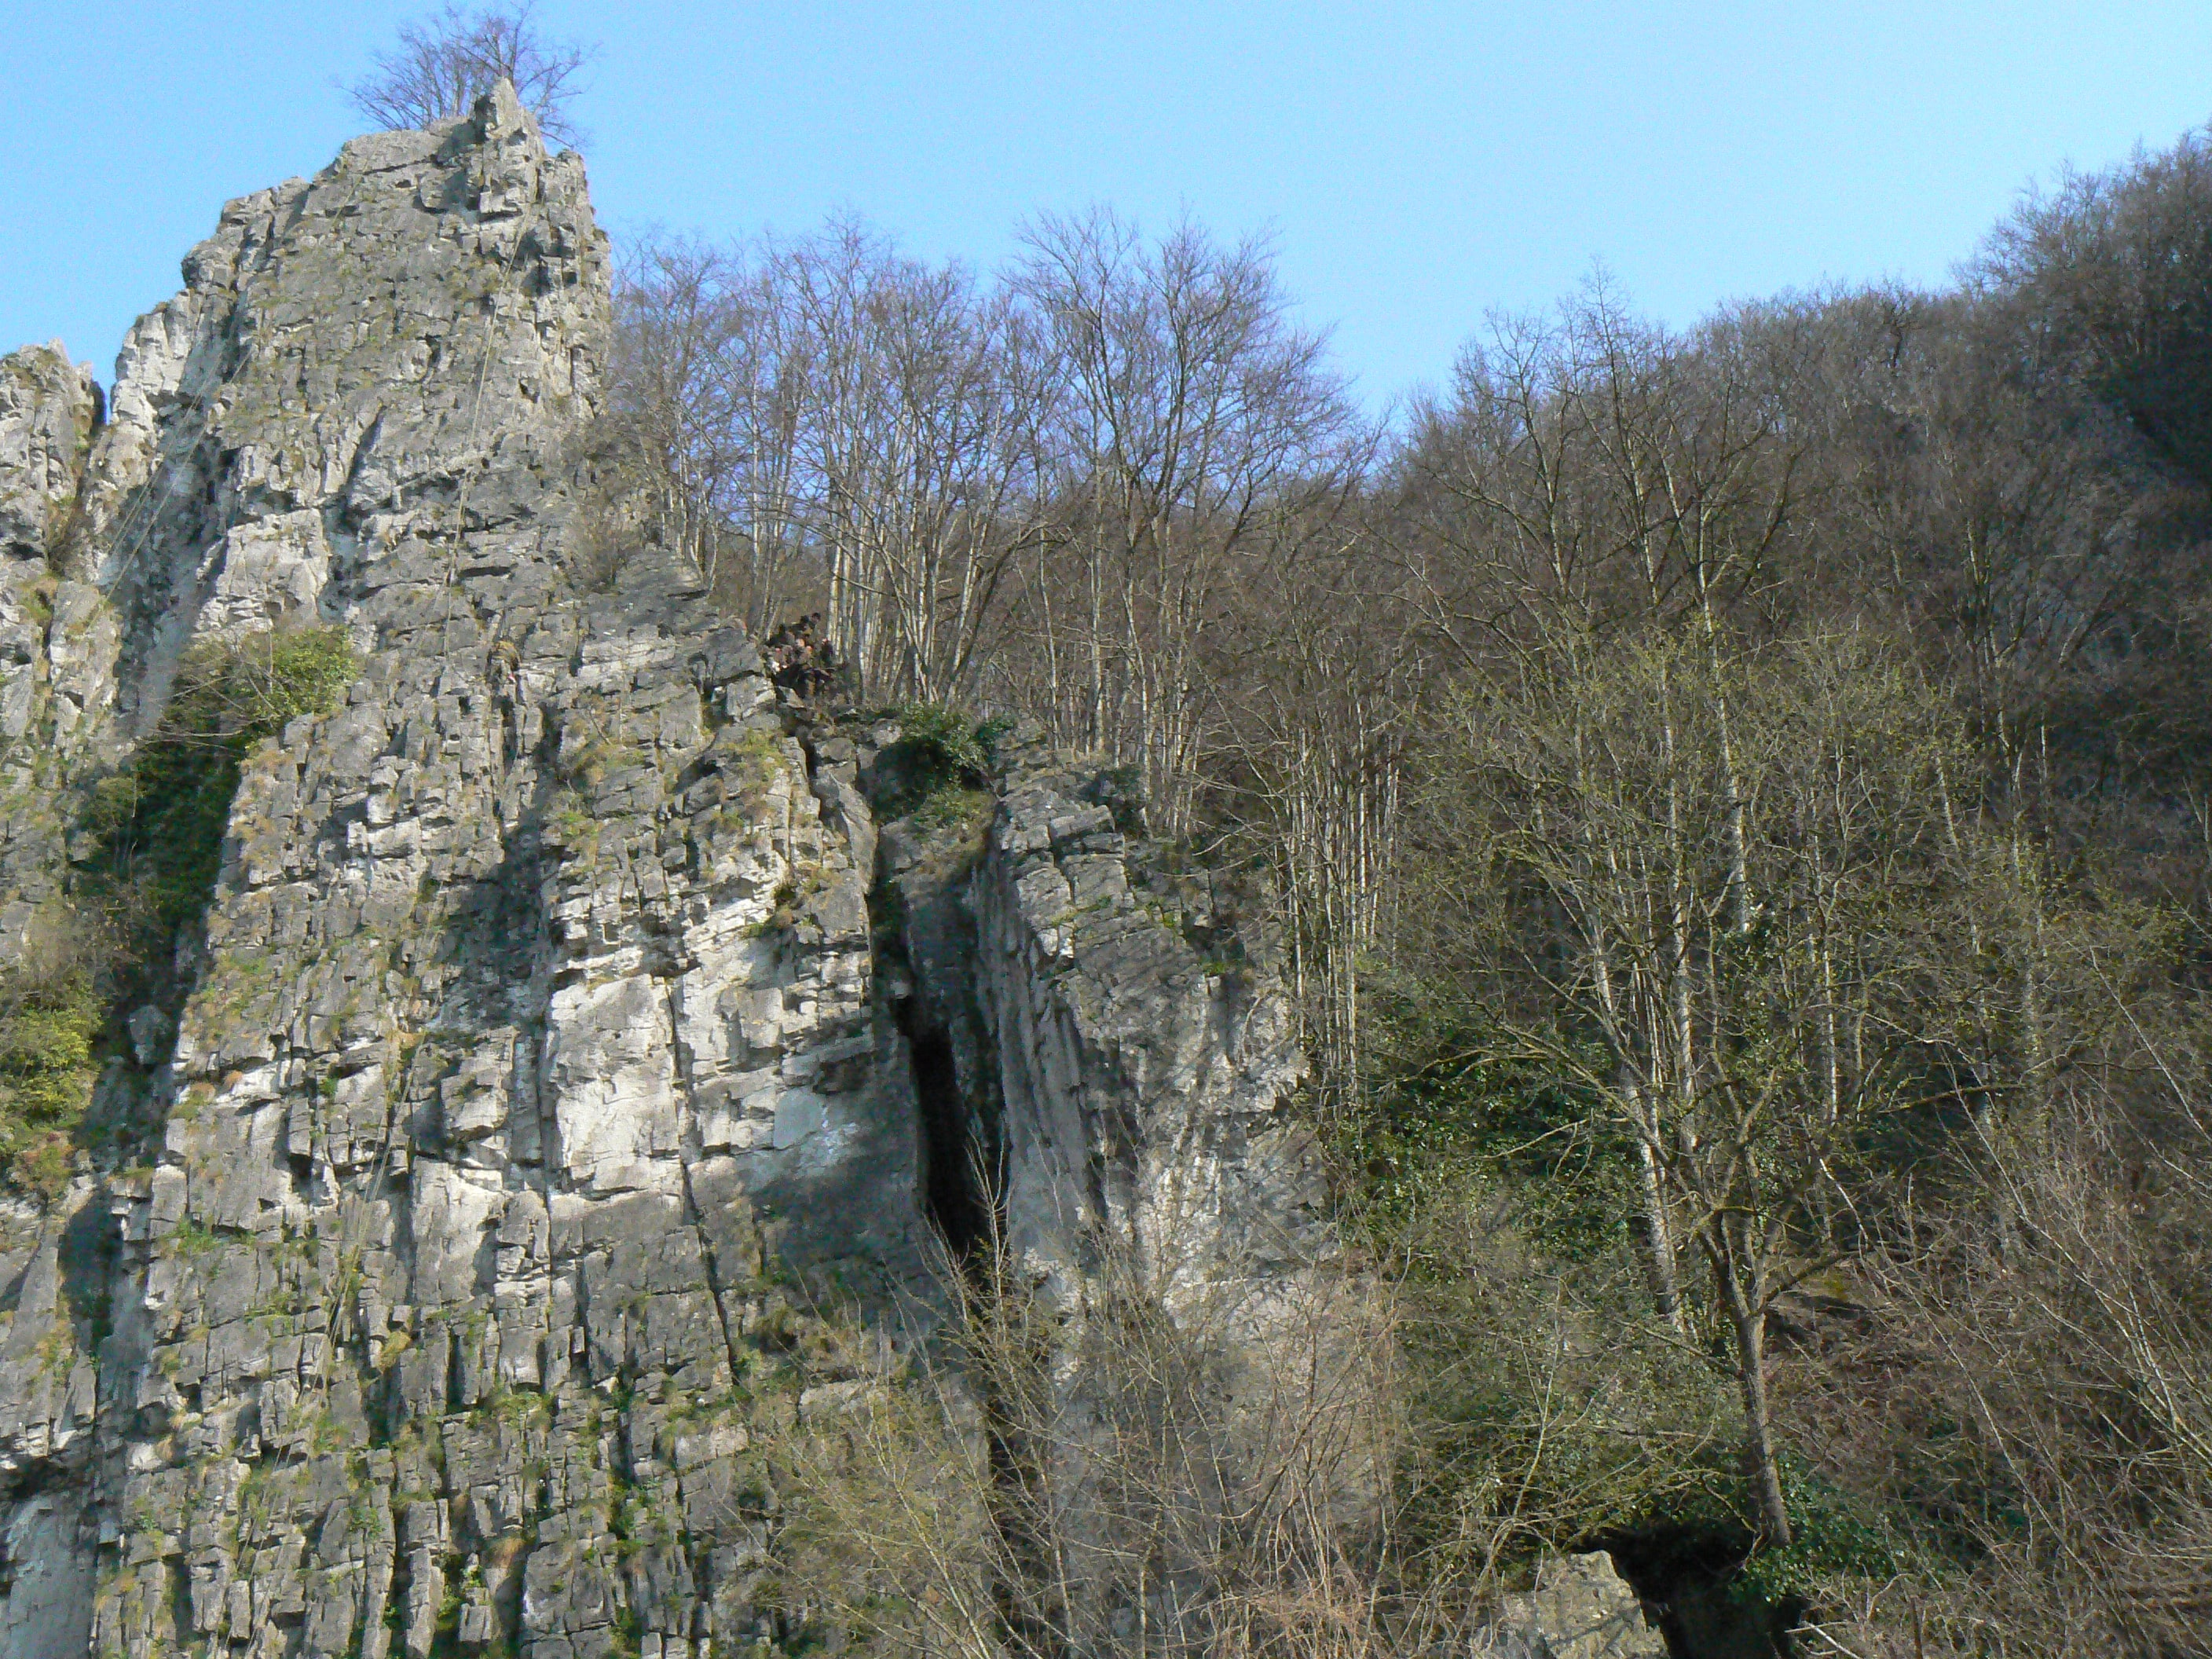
[0,86,1324,1658]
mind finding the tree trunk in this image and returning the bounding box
[1632,1126,1685,1331]
[1716,1244,1793,1547]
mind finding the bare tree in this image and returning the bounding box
[1407,626,2034,1548]
[604,222,1050,697]
[345,2,594,145]
[1000,209,1368,833]
[1207,524,1430,1101]
[769,220,1050,703]
[1979,124,2212,490]
[1392,287,1810,1329]
[606,236,817,628]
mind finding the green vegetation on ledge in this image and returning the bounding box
[89,625,358,938]
[870,703,1005,822]
[0,627,359,1203]
[0,939,103,1199]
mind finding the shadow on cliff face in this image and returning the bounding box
[867,802,1006,1267]
[815,703,1010,1271]
[901,1013,993,1258]
[56,1192,114,1350]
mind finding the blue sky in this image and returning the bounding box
[5,2,2210,405]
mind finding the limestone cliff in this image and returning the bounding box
[0,339,106,947]
[0,86,1322,1659]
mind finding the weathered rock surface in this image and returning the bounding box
[878,731,1320,1299]
[0,85,1331,1659]
[0,340,104,947]
[0,342,97,560]
[1481,1551,1671,1659]
[0,83,916,1659]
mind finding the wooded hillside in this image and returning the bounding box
[593,131,2212,1654]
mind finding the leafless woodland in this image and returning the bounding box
[589,130,2212,1656]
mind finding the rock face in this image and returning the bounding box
[0,342,97,559]
[1482,1551,1670,1659]
[879,734,1320,1300]
[0,85,1331,1659]
[0,340,104,946]
[0,84,920,1659]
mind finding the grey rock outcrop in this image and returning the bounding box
[0,83,1321,1659]
[1481,1551,1669,1659]
[873,730,1320,1302]
[63,83,934,1659]
[0,342,97,561]
[0,82,914,1659]
[972,744,1319,1298]
[870,731,1338,1653]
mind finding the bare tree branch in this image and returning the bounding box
[345,2,595,146]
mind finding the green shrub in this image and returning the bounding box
[0,998,97,1117]
[873,703,994,819]
[1352,986,1634,1262]
[909,785,994,837]
[0,959,101,1199]
[893,702,987,778]
[1726,1455,1907,1606]
[12,1133,74,1201]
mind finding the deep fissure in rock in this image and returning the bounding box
[906,1020,991,1255]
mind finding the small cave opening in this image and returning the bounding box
[1596,1524,1804,1658]
[908,1023,993,1257]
